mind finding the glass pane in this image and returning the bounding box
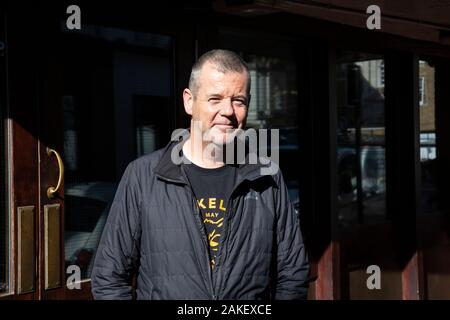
[217,30,300,211]
[419,60,438,214]
[244,53,299,199]
[336,51,386,227]
[61,25,172,280]
[418,59,450,299]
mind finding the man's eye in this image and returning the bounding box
[233,99,246,106]
[209,98,221,103]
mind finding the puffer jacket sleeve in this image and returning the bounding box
[91,161,142,300]
[273,170,310,300]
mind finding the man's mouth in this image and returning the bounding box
[214,124,235,130]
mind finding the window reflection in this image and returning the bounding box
[243,53,299,210]
[336,51,386,227]
[61,28,172,280]
[245,55,298,129]
[134,95,170,158]
[217,30,300,211]
[419,60,438,214]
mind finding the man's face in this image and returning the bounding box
[183,62,249,145]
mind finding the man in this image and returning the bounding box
[91,49,309,300]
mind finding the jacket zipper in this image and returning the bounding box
[186,186,216,299]
[182,171,252,299]
[211,185,240,297]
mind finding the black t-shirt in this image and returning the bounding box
[183,162,236,270]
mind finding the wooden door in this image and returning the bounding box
[3,2,177,299]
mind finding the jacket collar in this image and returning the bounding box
[154,138,272,187]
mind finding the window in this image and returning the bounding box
[336,51,386,226]
[420,132,436,161]
[245,55,298,129]
[217,28,300,210]
[61,27,173,280]
[134,95,170,157]
[419,76,426,106]
[419,60,438,214]
[245,54,299,207]
[378,61,385,87]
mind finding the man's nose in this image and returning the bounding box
[219,98,234,116]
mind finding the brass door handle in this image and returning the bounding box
[46,147,64,198]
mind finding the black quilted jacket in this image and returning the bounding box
[91,140,309,300]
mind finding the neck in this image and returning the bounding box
[182,137,225,169]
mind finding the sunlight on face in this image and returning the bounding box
[189,62,249,145]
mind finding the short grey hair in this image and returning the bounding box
[188,49,251,97]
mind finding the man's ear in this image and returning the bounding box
[183,88,194,116]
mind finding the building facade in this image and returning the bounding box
[1,0,450,300]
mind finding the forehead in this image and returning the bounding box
[197,62,248,94]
